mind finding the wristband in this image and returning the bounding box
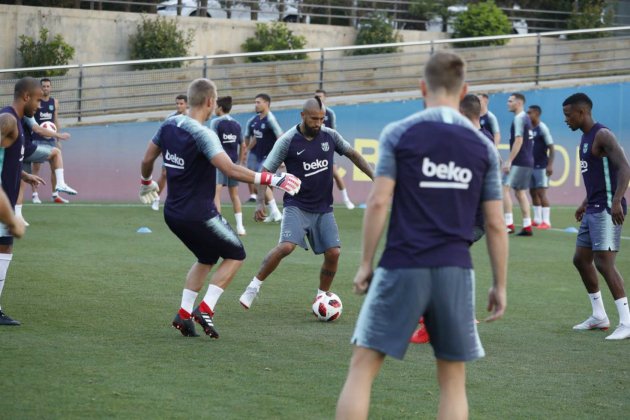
[254,172,273,185]
[141,175,153,186]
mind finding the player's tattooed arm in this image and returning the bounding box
[594,128,630,225]
[0,114,18,148]
[345,148,374,180]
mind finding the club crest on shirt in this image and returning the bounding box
[321,142,329,152]
[49,105,54,111]
[261,123,266,129]
[583,143,589,155]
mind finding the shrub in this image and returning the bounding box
[349,14,402,56]
[567,0,614,40]
[452,1,512,48]
[129,17,194,69]
[241,22,307,62]
[17,28,75,77]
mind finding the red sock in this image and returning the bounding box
[199,300,214,316]
[178,308,191,320]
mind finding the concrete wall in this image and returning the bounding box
[0,4,447,70]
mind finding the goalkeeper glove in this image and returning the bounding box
[255,172,301,196]
[139,176,160,204]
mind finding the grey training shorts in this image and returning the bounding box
[279,206,340,254]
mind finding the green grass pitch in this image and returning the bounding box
[1,204,628,418]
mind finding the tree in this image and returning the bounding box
[409,0,467,32]
[129,17,194,70]
[567,0,615,39]
[241,22,307,62]
[350,13,402,56]
[17,28,75,77]
[452,1,512,48]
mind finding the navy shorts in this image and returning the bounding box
[165,214,246,264]
[351,266,484,361]
[576,210,623,252]
[279,206,340,254]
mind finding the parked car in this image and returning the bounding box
[157,0,306,23]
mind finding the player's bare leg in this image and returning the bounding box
[263,187,282,223]
[15,182,28,226]
[336,346,386,420]
[436,359,468,420]
[502,185,514,233]
[228,185,245,235]
[319,246,340,293]
[572,246,610,331]
[333,164,355,209]
[515,189,532,236]
[48,149,77,201]
[31,162,41,203]
[239,242,296,309]
[0,244,17,326]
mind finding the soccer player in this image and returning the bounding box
[527,105,555,229]
[562,92,630,340]
[243,93,283,222]
[504,92,534,236]
[0,77,47,326]
[139,78,300,339]
[314,89,355,210]
[238,96,374,309]
[335,51,508,420]
[211,96,246,236]
[152,94,188,211]
[32,78,68,204]
[477,93,501,145]
[16,117,77,225]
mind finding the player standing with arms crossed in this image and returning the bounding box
[139,79,300,338]
[563,93,630,340]
[336,52,508,419]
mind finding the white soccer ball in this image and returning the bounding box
[40,121,57,139]
[312,291,343,322]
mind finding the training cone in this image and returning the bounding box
[564,227,578,233]
[137,227,152,234]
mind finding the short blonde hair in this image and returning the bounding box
[424,51,466,96]
[187,78,217,107]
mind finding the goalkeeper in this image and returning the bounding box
[139,78,301,340]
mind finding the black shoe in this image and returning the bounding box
[516,228,533,237]
[247,197,256,203]
[192,306,219,339]
[172,313,199,337]
[0,310,20,326]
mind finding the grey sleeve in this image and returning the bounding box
[328,129,352,156]
[487,112,500,135]
[268,113,283,139]
[480,143,503,202]
[374,123,398,180]
[262,133,292,172]
[193,125,226,161]
[244,115,255,137]
[328,108,337,130]
[22,116,37,129]
[208,118,218,133]
[151,123,164,147]
[513,114,524,138]
[540,122,554,145]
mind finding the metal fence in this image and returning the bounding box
[73,0,630,32]
[1,26,629,121]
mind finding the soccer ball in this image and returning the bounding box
[40,121,57,139]
[312,292,343,322]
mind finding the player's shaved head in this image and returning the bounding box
[14,77,40,99]
[562,93,592,111]
[304,97,324,113]
[187,78,217,107]
[460,94,481,120]
[424,51,466,96]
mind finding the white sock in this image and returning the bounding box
[533,206,542,224]
[202,284,224,313]
[15,204,22,218]
[249,193,256,200]
[54,168,66,187]
[317,288,326,296]
[32,192,39,198]
[615,297,630,325]
[248,277,264,290]
[268,199,280,215]
[589,291,607,320]
[235,212,243,229]
[180,288,198,316]
[340,189,350,202]
[523,217,532,228]
[505,213,514,226]
[0,253,13,310]
[542,207,551,225]
[52,192,59,198]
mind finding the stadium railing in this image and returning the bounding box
[1,26,629,121]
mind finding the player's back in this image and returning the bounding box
[0,106,25,206]
[378,107,500,270]
[153,115,223,221]
[510,111,534,167]
[213,115,242,163]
